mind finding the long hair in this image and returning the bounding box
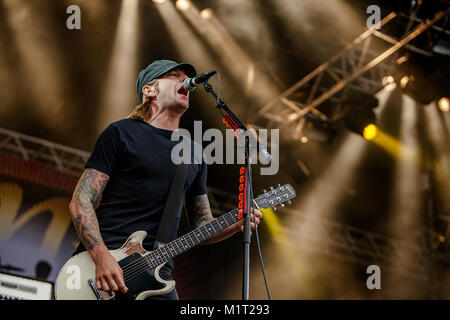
[128,79,159,121]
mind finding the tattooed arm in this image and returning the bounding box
[69,168,108,251]
[185,194,262,244]
[69,168,127,293]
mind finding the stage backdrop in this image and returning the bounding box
[0,152,199,299]
[0,152,78,283]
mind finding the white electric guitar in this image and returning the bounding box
[54,184,296,300]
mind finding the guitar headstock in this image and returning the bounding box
[255,184,296,210]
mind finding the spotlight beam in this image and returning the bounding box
[2,0,75,131]
[178,3,281,108]
[424,101,450,215]
[97,0,139,132]
[153,0,216,73]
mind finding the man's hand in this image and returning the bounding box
[91,246,128,294]
[237,208,263,233]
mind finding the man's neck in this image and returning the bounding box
[145,105,183,131]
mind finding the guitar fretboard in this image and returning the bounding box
[122,208,240,282]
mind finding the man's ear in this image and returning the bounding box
[142,84,157,100]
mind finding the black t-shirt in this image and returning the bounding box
[74,118,207,271]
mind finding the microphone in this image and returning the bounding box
[183,70,217,92]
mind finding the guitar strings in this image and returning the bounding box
[121,212,238,282]
[121,223,228,283]
[120,192,279,279]
[120,190,291,282]
[120,209,239,282]
[120,194,282,282]
[121,205,267,282]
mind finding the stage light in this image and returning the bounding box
[152,0,166,3]
[153,0,217,86]
[382,75,394,84]
[97,0,139,132]
[400,76,410,88]
[177,1,280,108]
[200,8,213,19]
[438,97,449,112]
[344,106,377,139]
[176,0,190,11]
[300,136,308,143]
[342,92,379,139]
[382,75,397,91]
[395,52,448,105]
[363,124,378,141]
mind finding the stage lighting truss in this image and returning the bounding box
[0,126,237,216]
[0,127,90,176]
[253,8,450,141]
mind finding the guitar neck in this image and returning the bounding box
[122,183,295,283]
[143,208,240,269]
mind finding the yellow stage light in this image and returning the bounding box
[152,0,166,3]
[260,208,285,240]
[363,124,378,141]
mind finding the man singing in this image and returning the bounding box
[69,60,262,300]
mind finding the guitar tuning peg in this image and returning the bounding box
[273,206,277,211]
[287,201,292,205]
[270,186,274,191]
[262,189,267,193]
[280,203,285,208]
[277,184,281,187]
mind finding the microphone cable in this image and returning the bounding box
[249,172,272,300]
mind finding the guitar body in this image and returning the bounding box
[54,231,175,300]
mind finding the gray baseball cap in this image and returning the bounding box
[136,59,197,102]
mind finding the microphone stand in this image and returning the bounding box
[202,81,253,300]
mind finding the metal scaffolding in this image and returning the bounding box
[251,9,450,140]
[0,127,90,176]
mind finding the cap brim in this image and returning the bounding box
[155,62,197,80]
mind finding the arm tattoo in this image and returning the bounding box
[71,169,110,251]
[188,194,214,229]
